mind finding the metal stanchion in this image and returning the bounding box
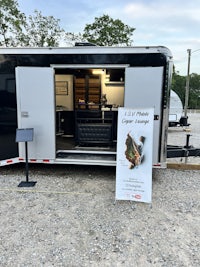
[16,128,37,187]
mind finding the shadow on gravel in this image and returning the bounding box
[0,163,116,179]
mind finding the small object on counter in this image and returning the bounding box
[78,99,85,104]
[100,94,107,106]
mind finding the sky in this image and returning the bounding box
[17,0,200,75]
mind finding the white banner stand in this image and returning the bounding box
[115,108,154,203]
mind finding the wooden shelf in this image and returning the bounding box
[74,75,101,109]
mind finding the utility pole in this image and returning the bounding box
[184,49,191,117]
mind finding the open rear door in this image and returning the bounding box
[124,67,164,164]
[15,67,55,161]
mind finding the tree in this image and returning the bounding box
[171,71,186,105]
[172,71,200,109]
[83,14,135,46]
[189,73,200,108]
[0,0,26,47]
[64,32,85,47]
[19,10,64,47]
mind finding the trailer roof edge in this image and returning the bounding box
[0,46,173,58]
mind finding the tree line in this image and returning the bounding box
[0,0,134,47]
[1,0,199,108]
[172,71,200,109]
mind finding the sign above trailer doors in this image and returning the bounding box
[15,67,56,160]
[124,67,164,165]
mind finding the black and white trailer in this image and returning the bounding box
[0,46,173,167]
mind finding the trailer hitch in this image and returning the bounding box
[167,134,200,159]
[184,134,191,149]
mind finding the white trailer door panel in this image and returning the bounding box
[16,67,55,160]
[124,67,164,164]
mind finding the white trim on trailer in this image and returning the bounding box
[0,157,21,166]
[51,64,129,69]
[0,46,173,57]
[0,156,166,167]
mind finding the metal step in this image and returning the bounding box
[56,149,116,166]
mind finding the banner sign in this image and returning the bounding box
[115,107,154,203]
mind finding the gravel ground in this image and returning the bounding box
[0,164,200,267]
[0,111,199,267]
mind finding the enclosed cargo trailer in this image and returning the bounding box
[0,46,173,167]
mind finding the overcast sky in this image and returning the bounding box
[18,0,200,75]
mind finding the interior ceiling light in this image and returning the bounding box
[92,69,104,75]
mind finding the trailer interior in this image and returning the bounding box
[54,66,125,162]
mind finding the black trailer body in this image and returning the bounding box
[0,46,173,167]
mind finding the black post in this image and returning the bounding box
[184,134,191,149]
[25,141,29,182]
[16,128,37,187]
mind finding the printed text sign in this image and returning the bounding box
[116,108,154,203]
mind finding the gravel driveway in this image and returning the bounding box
[0,164,200,267]
[0,111,200,266]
